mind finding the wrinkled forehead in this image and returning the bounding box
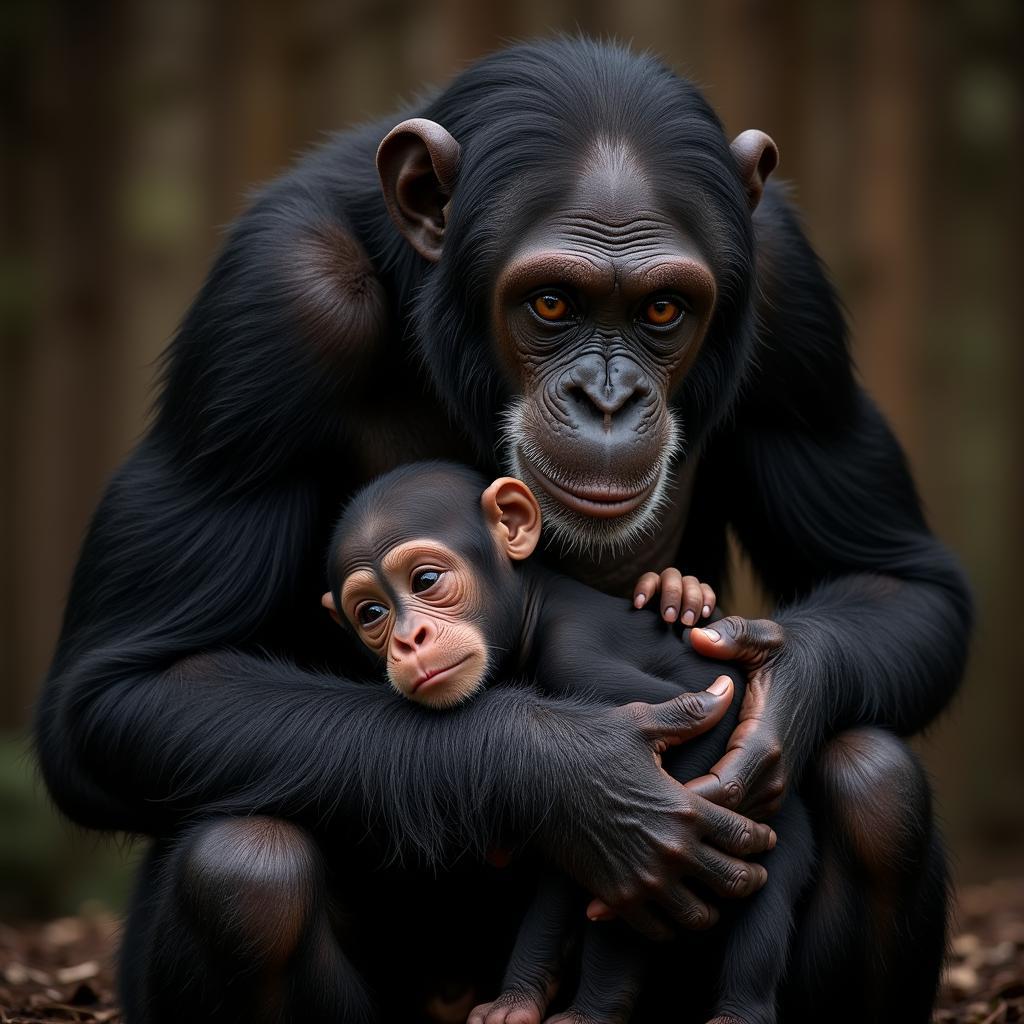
[495,134,722,277]
[335,515,430,581]
[332,463,499,581]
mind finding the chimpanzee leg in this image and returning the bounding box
[707,795,814,1024]
[469,871,580,1024]
[545,921,647,1024]
[119,817,374,1024]
[781,728,948,1023]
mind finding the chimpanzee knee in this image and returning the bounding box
[178,816,321,968]
[813,727,932,878]
[783,730,947,1023]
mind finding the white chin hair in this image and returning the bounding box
[499,400,684,559]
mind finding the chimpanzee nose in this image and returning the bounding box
[393,618,432,652]
[564,355,648,429]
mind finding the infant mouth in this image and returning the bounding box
[411,655,471,692]
[523,459,655,519]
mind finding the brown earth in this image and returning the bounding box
[2,880,1023,1023]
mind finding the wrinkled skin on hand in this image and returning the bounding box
[541,685,776,942]
[630,570,791,821]
[686,616,790,822]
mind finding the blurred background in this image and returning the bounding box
[0,0,1021,920]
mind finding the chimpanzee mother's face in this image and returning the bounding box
[491,140,717,552]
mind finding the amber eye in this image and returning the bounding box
[357,602,388,627]
[642,297,684,328]
[530,293,571,322]
[412,569,444,594]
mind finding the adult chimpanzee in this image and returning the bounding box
[36,36,969,1024]
[322,459,814,1024]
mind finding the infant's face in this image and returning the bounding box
[339,538,489,708]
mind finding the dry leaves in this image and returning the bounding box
[0,910,121,1023]
[1,880,1022,1021]
[935,878,1024,1024]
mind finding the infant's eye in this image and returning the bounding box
[412,569,444,594]
[357,602,388,627]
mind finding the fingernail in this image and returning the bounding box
[682,609,695,626]
[702,604,711,618]
[701,628,721,642]
[664,606,677,622]
[768,830,777,849]
[708,676,731,695]
[634,594,646,608]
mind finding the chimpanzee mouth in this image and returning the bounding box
[523,460,657,519]
[499,398,684,557]
[410,654,472,693]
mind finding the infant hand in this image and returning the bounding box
[633,568,716,626]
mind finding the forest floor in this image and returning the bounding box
[1,879,1023,1022]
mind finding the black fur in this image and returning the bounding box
[329,459,815,1024]
[34,37,970,1023]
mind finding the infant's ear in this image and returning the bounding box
[481,478,542,560]
[321,591,342,625]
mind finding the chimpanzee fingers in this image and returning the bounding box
[691,842,769,899]
[585,897,614,920]
[691,731,784,814]
[468,991,546,1024]
[691,615,785,668]
[656,568,684,622]
[633,572,661,609]
[632,570,716,625]
[685,770,728,805]
[736,765,788,821]
[688,793,776,858]
[637,678,733,751]
[657,882,720,931]
[678,575,705,626]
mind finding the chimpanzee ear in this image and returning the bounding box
[376,118,461,263]
[480,478,542,561]
[321,591,342,626]
[730,130,779,211]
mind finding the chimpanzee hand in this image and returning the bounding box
[542,680,776,942]
[684,617,790,822]
[633,568,717,626]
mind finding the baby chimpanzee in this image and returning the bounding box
[322,461,812,1024]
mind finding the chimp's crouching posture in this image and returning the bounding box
[322,460,813,1024]
[36,37,969,1023]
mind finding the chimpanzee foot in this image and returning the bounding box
[544,1010,625,1024]
[468,988,547,1024]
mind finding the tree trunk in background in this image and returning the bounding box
[915,0,1024,874]
[7,1,125,724]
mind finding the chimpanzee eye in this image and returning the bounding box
[357,602,388,626]
[529,292,574,323]
[412,569,444,594]
[641,296,685,329]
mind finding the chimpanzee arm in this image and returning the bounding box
[723,387,971,773]
[536,641,769,898]
[35,441,772,932]
[704,194,972,790]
